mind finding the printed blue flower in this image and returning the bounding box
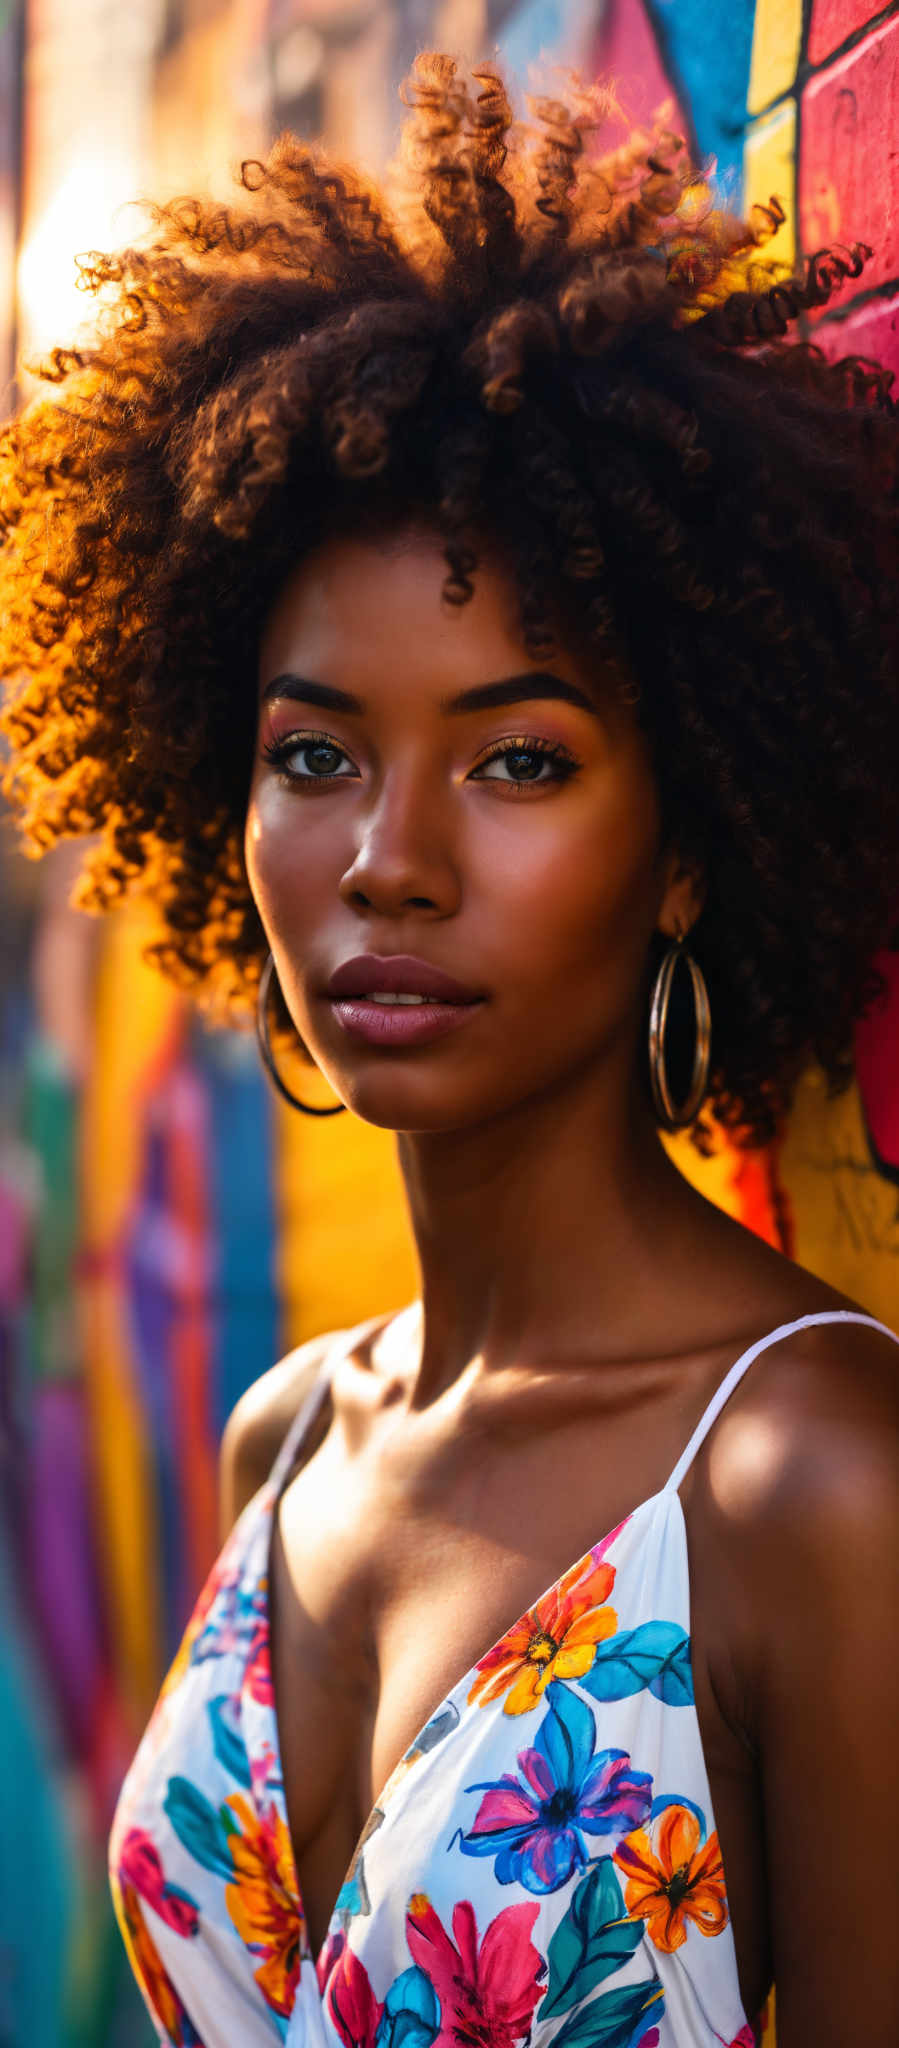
[458,1681,652,1894]
[374,1964,440,2048]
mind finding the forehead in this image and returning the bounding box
[259,529,527,686]
[256,528,628,718]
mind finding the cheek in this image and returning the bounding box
[244,776,342,932]
[477,767,662,980]
[243,779,275,924]
[244,780,307,933]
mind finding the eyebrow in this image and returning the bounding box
[260,671,600,717]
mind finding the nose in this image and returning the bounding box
[338,762,461,919]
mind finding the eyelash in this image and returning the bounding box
[260,729,581,792]
[260,730,356,784]
[470,735,580,791]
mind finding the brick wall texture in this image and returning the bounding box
[793,4,899,370]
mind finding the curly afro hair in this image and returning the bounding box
[2,53,898,1151]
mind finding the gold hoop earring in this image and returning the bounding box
[648,926,711,1130]
[255,952,345,1118]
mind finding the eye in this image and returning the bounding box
[260,730,359,783]
[470,737,579,790]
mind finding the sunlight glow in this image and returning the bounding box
[17,158,139,357]
[707,1411,791,1521]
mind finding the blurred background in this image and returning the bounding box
[0,2,896,2042]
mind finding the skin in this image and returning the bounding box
[233,526,899,2042]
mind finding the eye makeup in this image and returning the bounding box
[260,727,582,793]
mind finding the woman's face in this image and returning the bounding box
[245,526,701,1132]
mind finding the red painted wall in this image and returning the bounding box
[801,12,899,312]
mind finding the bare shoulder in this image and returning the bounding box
[686,1286,898,1765]
[218,1311,392,1538]
[689,1283,899,2039]
[697,1289,899,1588]
[689,1206,897,1476]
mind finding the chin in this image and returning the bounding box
[338,1081,480,1133]
[330,1062,502,1134]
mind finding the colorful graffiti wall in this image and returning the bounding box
[594,0,899,1305]
[1,3,896,2043]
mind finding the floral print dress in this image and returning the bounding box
[109,1309,897,2048]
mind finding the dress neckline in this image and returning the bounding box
[262,1461,675,1975]
[261,1306,899,1974]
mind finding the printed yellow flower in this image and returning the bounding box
[614,1804,728,1954]
[224,1793,304,2016]
[468,1550,617,1715]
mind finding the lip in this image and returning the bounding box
[326,954,483,1003]
[328,997,482,1048]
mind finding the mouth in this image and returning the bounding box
[327,954,482,1003]
[325,954,485,1048]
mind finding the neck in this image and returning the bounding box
[395,1052,710,1403]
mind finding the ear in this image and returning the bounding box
[656,848,707,943]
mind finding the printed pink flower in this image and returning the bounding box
[406,1892,545,2048]
[317,1926,347,1996]
[117,1827,199,1937]
[327,1943,383,2048]
[244,1622,274,1704]
[249,1741,283,1806]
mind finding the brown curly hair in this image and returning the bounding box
[2,54,898,1150]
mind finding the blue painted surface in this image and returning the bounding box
[495,0,570,89]
[495,0,754,200]
[194,1026,279,1442]
[647,0,755,196]
[0,1530,73,2048]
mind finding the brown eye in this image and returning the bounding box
[471,739,579,788]
[260,730,358,782]
[301,741,344,776]
[503,749,545,781]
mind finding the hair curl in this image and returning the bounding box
[2,54,898,1150]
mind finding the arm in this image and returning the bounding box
[743,1327,899,2042]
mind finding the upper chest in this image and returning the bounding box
[271,1355,708,1744]
[267,1364,766,1977]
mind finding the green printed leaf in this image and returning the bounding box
[553,1977,664,2048]
[542,1859,643,2017]
[163,1775,235,1880]
[582,1622,693,1705]
[207,1695,253,1789]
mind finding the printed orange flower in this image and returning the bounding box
[614,1804,728,1954]
[223,1793,304,2016]
[110,1870,198,2046]
[468,1549,618,1715]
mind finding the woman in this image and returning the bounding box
[2,54,897,2048]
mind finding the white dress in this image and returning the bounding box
[109,1308,898,2048]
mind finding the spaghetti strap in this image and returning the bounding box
[267,1338,341,1495]
[267,1313,392,1496]
[663,1308,899,1497]
[115,1298,899,2044]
